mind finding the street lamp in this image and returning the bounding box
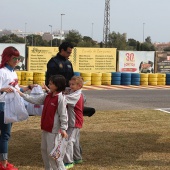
[91,23,94,39]
[49,25,52,47]
[60,14,65,44]
[32,35,33,46]
[25,22,27,44]
[143,23,145,42]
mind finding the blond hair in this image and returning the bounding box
[70,76,84,87]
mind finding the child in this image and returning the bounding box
[64,76,84,169]
[17,75,68,170]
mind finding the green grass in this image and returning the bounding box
[9,109,170,170]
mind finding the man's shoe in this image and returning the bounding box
[74,159,83,164]
[0,163,18,170]
[64,163,74,169]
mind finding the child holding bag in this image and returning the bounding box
[17,75,68,170]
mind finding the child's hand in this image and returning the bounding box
[60,130,68,138]
[42,83,50,93]
[15,88,24,96]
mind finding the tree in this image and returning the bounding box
[107,31,127,50]
[77,36,99,47]
[140,36,155,51]
[26,35,48,46]
[163,46,170,51]
[136,41,141,51]
[127,38,137,50]
[145,36,152,43]
[140,42,155,51]
[0,34,24,43]
[64,30,82,47]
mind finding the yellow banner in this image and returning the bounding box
[27,46,117,73]
[27,46,58,71]
[70,47,117,73]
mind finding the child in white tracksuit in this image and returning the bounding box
[64,76,84,169]
[17,75,68,170]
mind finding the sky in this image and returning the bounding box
[1,0,170,43]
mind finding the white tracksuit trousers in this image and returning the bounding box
[41,131,66,170]
[63,127,82,163]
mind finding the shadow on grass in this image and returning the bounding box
[9,128,170,168]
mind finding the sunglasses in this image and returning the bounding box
[12,57,21,61]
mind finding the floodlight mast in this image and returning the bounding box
[103,0,110,47]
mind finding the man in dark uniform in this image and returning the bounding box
[45,42,74,86]
[46,42,95,117]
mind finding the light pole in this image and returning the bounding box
[49,25,52,46]
[32,35,33,46]
[25,22,27,44]
[143,23,145,42]
[91,22,94,39]
[60,14,65,44]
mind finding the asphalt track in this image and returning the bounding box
[83,87,170,111]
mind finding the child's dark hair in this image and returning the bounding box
[49,75,66,92]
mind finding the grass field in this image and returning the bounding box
[9,109,170,170]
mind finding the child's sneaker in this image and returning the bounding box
[64,163,74,169]
[74,159,83,164]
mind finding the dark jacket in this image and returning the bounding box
[46,53,74,86]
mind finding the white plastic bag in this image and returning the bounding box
[26,85,44,116]
[4,90,29,124]
[49,133,68,161]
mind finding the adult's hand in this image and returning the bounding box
[0,87,14,93]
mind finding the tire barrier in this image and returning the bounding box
[111,72,121,85]
[15,71,170,87]
[91,73,102,85]
[148,74,157,86]
[15,71,21,77]
[157,73,166,85]
[140,73,148,85]
[74,72,80,76]
[21,71,33,85]
[33,72,45,85]
[16,71,21,81]
[21,81,34,86]
[121,73,131,85]
[102,73,111,85]
[21,71,34,77]
[166,73,170,85]
[131,73,140,86]
[80,73,91,86]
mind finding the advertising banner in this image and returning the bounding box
[155,51,170,73]
[27,46,58,71]
[71,47,116,73]
[27,47,117,73]
[118,51,155,73]
[0,43,26,70]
